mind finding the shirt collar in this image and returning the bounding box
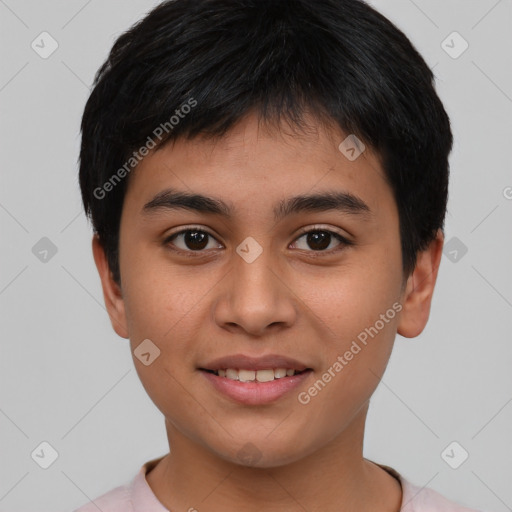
[131,456,414,512]
[130,455,169,511]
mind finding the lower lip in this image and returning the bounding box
[200,369,313,405]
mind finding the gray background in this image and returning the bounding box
[1,1,511,511]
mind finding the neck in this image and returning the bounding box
[146,404,402,512]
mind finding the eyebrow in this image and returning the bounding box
[142,187,372,221]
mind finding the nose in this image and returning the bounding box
[212,242,297,337]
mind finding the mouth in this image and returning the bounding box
[198,354,313,404]
[199,366,314,405]
[200,367,312,382]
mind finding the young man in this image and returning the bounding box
[74,0,483,510]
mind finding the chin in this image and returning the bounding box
[214,436,312,469]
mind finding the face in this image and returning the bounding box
[94,111,440,468]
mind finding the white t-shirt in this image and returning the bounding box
[73,457,486,512]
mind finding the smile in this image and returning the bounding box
[200,368,313,405]
[204,368,308,382]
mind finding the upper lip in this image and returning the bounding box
[200,354,311,372]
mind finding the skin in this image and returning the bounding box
[92,110,443,512]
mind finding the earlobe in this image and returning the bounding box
[397,230,444,339]
[91,235,129,339]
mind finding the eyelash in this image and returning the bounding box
[163,225,353,257]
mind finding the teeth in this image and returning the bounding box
[213,368,301,382]
[255,369,274,382]
[225,368,239,380]
[239,369,256,382]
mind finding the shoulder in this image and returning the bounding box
[375,463,485,512]
[71,456,167,512]
[72,481,133,512]
[400,475,485,512]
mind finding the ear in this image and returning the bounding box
[397,229,444,338]
[91,234,129,339]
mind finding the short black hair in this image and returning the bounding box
[79,0,453,287]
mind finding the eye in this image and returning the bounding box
[290,228,352,253]
[164,227,223,254]
[163,226,353,256]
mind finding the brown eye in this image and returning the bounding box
[304,231,331,251]
[165,229,222,252]
[292,229,351,253]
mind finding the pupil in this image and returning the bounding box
[182,231,332,251]
[307,231,330,250]
[185,230,208,250]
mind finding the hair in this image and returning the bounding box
[79,0,453,287]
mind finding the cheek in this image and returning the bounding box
[295,291,399,440]
[121,245,208,336]
[121,266,209,418]
[291,252,402,337]
[288,245,402,397]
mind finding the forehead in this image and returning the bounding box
[123,111,392,219]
